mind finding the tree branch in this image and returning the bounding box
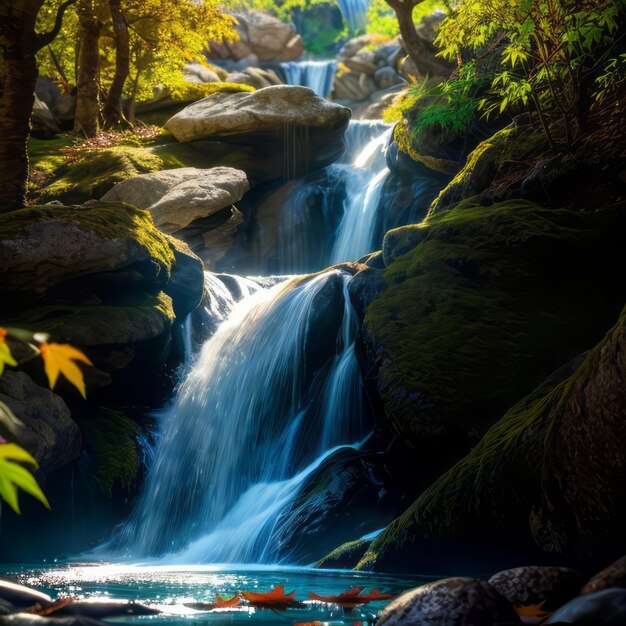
[35,0,80,51]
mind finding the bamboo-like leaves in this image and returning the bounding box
[0,443,50,513]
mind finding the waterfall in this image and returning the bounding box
[116,270,367,562]
[271,121,394,273]
[330,124,393,264]
[337,0,370,32]
[280,61,337,98]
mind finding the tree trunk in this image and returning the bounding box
[103,0,129,126]
[0,0,43,212]
[74,0,101,137]
[391,0,450,80]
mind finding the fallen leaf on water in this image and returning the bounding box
[215,593,241,608]
[514,600,552,624]
[243,585,303,609]
[309,587,394,608]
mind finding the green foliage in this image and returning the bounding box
[435,0,626,148]
[78,408,140,495]
[409,62,489,135]
[37,0,238,103]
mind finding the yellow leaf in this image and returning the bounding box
[0,329,18,376]
[40,342,93,399]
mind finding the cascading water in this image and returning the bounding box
[272,121,394,273]
[280,61,337,98]
[337,0,370,32]
[116,270,367,562]
[330,123,393,263]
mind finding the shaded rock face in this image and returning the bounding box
[489,567,584,614]
[545,588,626,625]
[0,202,203,434]
[0,372,81,473]
[358,305,626,573]
[30,94,60,138]
[273,446,395,564]
[165,86,351,182]
[582,557,626,595]
[429,112,625,216]
[208,11,304,62]
[377,578,521,626]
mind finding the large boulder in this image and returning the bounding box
[0,372,81,473]
[546,589,626,625]
[165,85,350,142]
[164,86,350,182]
[357,305,626,572]
[101,166,249,234]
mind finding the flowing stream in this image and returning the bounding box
[280,61,337,98]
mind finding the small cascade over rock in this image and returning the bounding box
[115,270,368,562]
[279,61,337,98]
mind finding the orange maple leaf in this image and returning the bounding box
[514,600,552,624]
[39,342,92,398]
[242,586,302,609]
[309,587,393,608]
[215,593,240,608]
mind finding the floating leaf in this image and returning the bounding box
[40,342,93,398]
[243,586,303,609]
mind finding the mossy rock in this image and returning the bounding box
[0,202,175,306]
[363,200,626,459]
[78,407,141,496]
[358,306,626,572]
[428,122,547,214]
[315,539,372,569]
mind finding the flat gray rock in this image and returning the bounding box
[101,167,249,233]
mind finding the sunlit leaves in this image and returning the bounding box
[0,443,50,514]
[0,328,17,376]
[39,342,93,399]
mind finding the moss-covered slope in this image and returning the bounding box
[363,200,626,456]
[358,306,626,572]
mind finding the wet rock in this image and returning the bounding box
[545,588,626,624]
[101,166,250,234]
[0,614,109,626]
[0,581,51,608]
[0,372,82,473]
[376,578,521,626]
[489,566,584,620]
[582,557,626,594]
[163,236,204,317]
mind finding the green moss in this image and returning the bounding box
[37,146,164,205]
[78,407,141,495]
[6,292,175,346]
[365,200,626,449]
[428,123,548,214]
[0,202,175,273]
[28,135,74,175]
[315,539,370,569]
[358,306,626,570]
